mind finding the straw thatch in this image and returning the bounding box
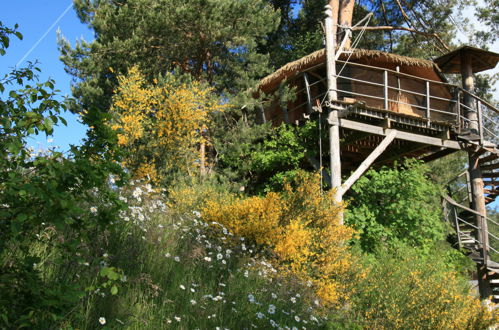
[258,48,440,93]
[434,46,499,74]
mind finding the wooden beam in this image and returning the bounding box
[340,129,397,195]
[303,73,313,114]
[339,119,461,149]
[376,142,431,166]
[419,148,458,163]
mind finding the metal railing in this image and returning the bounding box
[442,194,499,264]
[268,60,499,148]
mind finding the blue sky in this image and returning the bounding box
[1,1,92,152]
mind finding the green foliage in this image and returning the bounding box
[476,0,499,44]
[0,22,125,327]
[346,159,445,253]
[427,151,468,186]
[261,0,471,68]
[215,121,322,193]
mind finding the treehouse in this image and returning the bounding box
[256,5,499,301]
[259,48,457,127]
[258,48,466,174]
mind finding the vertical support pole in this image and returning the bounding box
[426,81,431,122]
[466,171,473,206]
[461,53,478,135]
[453,207,462,248]
[325,3,343,223]
[457,89,462,129]
[383,70,389,110]
[469,152,492,299]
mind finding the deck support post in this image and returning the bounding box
[460,51,491,299]
[461,54,479,135]
[469,152,492,299]
[325,2,343,223]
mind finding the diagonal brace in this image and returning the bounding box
[340,129,398,195]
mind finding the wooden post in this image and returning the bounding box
[469,152,492,299]
[477,100,484,145]
[325,3,343,222]
[461,53,479,135]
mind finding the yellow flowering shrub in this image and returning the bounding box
[109,66,225,183]
[201,172,356,307]
[352,250,497,329]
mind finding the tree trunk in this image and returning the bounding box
[328,0,340,37]
[339,0,355,48]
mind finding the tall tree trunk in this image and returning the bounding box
[339,0,355,48]
[328,0,340,37]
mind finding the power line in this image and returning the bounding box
[16,2,73,67]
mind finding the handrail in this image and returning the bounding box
[442,194,486,219]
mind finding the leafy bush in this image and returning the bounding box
[346,159,445,253]
[0,23,124,327]
[108,66,225,184]
[58,181,328,329]
[342,247,497,329]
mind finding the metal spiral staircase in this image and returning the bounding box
[442,94,499,301]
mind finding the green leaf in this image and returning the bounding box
[110,285,118,295]
[44,117,53,133]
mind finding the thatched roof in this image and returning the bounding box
[259,48,440,93]
[434,46,499,74]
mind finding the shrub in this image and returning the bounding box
[108,66,225,184]
[346,159,445,253]
[343,247,497,329]
[200,172,356,307]
[62,181,327,329]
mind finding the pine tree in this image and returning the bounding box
[59,0,280,117]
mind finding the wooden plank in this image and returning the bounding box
[341,129,397,195]
[419,148,457,163]
[479,153,499,164]
[480,163,499,171]
[482,172,499,178]
[339,119,461,149]
[303,73,313,114]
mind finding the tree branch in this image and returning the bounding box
[351,25,451,52]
